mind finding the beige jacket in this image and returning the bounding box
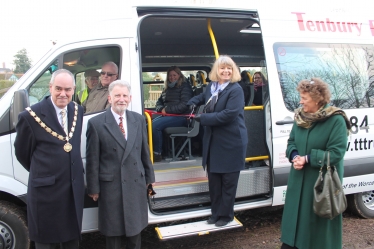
[83,83,110,114]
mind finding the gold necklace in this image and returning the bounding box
[26,102,78,152]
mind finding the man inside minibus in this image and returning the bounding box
[76,69,100,105]
[83,61,118,113]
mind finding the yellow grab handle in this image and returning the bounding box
[207,18,219,59]
[144,111,153,163]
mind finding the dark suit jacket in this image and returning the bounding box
[14,97,84,243]
[86,108,155,237]
[188,82,248,173]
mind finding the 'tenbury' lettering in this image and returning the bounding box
[369,20,374,36]
[292,12,362,36]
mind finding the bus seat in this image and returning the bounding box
[244,108,267,159]
[239,71,254,106]
[190,74,197,87]
[164,105,204,161]
[196,71,206,85]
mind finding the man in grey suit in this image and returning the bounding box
[86,80,155,249]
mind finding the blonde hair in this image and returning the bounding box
[297,78,331,106]
[209,55,241,83]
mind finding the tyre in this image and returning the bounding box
[347,190,374,219]
[0,200,29,249]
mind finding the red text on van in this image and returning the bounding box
[369,20,374,36]
[292,12,362,36]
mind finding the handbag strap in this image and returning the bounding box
[327,151,331,170]
[318,152,326,181]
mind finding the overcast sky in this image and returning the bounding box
[1,0,369,70]
[0,0,115,69]
[0,0,222,69]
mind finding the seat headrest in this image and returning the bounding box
[190,74,197,86]
[196,71,206,85]
[241,70,252,83]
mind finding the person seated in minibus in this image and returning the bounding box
[238,70,251,105]
[253,71,268,105]
[152,66,193,162]
[83,61,118,114]
[76,69,100,105]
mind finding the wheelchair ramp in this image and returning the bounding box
[155,217,242,240]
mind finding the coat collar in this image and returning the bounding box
[103,108,138,157]
[215,82,235,102]
[122,110,138,163]
[39,96,67,135]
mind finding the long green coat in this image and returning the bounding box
[281,114,348,249]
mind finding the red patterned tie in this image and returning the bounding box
[119,117,126,138]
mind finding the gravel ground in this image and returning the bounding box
[76,206,374,249]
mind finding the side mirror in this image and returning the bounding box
[10,89,30,129]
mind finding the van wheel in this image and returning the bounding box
[0,200,29,249]
[347,191,374,219]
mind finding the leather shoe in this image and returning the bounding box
[206,217,217,224]
[215,219,231,227]
[153,153,162,162]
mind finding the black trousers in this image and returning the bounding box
[35,239,79,249]
[207,170,240,222]
[105,233,141,249]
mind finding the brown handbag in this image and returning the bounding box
[313,151,347,219]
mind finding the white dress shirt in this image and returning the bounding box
[50,97,68,134]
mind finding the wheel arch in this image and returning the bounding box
[0,175,27,207]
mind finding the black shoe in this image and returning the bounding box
[153,153,162,162]
[206,217,218,224]
[215,219,231,227]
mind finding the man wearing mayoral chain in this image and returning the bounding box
[14,69,85,249]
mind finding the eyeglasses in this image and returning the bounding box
[100,71,117,77]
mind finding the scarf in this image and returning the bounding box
[168,81,177,88]
[204,81,230,113]
[254,81,265,91]
[294,105,351,132]
[210,81,230,97]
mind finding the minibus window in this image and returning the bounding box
[274,43,374,111]
[28,60,58,105]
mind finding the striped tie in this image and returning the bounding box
[60,109,68,135]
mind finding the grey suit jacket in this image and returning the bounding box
[86,108,155,236]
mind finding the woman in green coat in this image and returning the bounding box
[281,78,351,249]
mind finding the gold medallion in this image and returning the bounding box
[64,142,72,152]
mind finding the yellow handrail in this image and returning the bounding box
[244,106,264,110]
[144,112,154,163]
[245,155,269,162]
[207,18,219,59]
